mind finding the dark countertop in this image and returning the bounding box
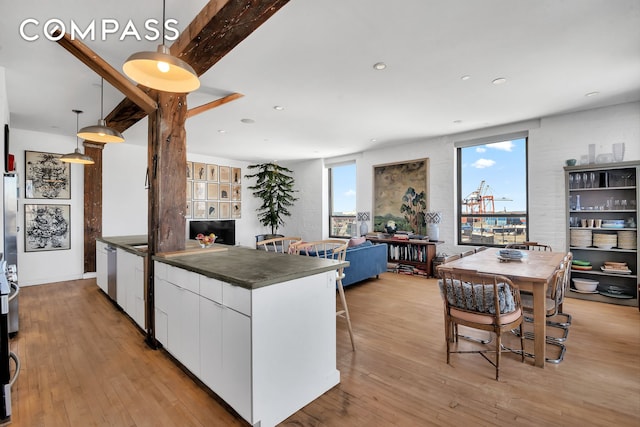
[97,235,347,290]
[154,245,348,290]
[97,235,149,255]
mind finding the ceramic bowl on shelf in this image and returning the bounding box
[572,278,599,292]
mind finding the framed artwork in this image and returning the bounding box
[194,162,207,180]
[24,204,70,251]
[207,164,219,182]
[373,158,429,233]
[219,183,231,200]
[193,201,206,219]
[207,183,219,200]
[232,167,242,184]
[186,161,193,180]
[186,201,192,218]
[231,184,241,201]
[231,202,241,219]
[25,151,71,199]
[186,181,192,200]
[193,181,206,200]
[207,201,219,219]
[219,166,230,183]
[219,202,231,219]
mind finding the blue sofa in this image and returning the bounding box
[342,240,388,287]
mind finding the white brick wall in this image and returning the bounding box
[289,102,640,256]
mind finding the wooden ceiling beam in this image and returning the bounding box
[53,30,157,115]
[187,93,244,119]
[105,0,290,132]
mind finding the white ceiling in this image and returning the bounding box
[1,0,639,162]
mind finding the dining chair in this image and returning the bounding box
[255,236,302,253]
[474,246,488,253]
[516,253,573,363]
[438,253,492,345]
[461,249,475,258]
[505,241,552,251]
[296,239,355,351]
[438,268,525,380]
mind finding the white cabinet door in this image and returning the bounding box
[221,307,252,421]
[199,296,223,391]
[133,259,145,329]
[175,287,200,376]
[95,241,108,293]
[116,249,131,308]
[154,277,170,347]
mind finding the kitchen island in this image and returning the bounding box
[97,236,347,427]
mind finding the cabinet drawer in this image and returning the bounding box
[154,261,168,280]
[223,282,251,316]
[167,265,199,294]
[200,275,223,303]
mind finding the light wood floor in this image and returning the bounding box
[8,274,640,426]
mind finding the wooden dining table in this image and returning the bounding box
[436,247,566,368]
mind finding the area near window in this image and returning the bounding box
[329,163,356,238]
[456,134,529,246]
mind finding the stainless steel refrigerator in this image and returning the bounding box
[3,174,18,334]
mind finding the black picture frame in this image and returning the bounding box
[24,204,71,252]
[24,150,71,199]
[4,124,9,173]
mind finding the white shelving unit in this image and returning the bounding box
[564,161,639,308]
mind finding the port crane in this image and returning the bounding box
[462,180,496,214]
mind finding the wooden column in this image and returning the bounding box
[145,91,188,345]
[83,141,104,273]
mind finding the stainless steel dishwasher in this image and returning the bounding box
[106,246,117,301]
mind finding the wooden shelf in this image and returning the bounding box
[366,237,440,277]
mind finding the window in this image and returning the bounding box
[457,135,528,246]
[329,163,356,237]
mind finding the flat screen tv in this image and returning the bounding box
[189,220,235,246]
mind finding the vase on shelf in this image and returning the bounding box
[359,221,368,236]
[424,211,442,241]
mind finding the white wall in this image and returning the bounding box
[12,128,87,285]
[288,102,640,257]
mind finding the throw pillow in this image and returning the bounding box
[438,279,516,314]
[348,236,366,247]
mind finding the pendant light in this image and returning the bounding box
[77,79,125,143]
[60,110,95,165]
[122,0,200,93]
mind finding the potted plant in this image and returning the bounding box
[245,162,298,237]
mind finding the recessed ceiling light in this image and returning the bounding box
[240,118,255,124]
[461,75,471,81]
[373,62,387,70]
[453,120,462,124]
[273,105,284,111]
[370,138,377,143]
[585,91,600,97]
[218,129,226,133]
[492,77,507,85]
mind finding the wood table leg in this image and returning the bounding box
[531,280,547,368]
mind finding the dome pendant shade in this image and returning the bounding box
[123,44,200,93]
[60,148,95,165]
[78,119,124,143]
[61,109,95,165]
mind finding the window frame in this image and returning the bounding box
[455,134,529,247]
[328,162,357,238]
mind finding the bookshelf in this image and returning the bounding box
[366,237,440,277]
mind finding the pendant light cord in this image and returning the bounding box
[76,110,80,149]
[162,0,166,46]
[100,78,104,120]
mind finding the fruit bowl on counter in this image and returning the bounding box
[196,233,216,248]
